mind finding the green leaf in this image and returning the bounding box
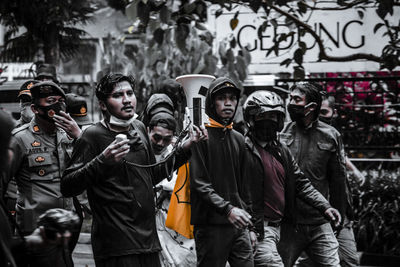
[236,55,247,81]
[294,48,303,65]
[230,18,239,30]
[297,1,307,14]
[293,66,305,79]
[241,48,252,65]
[249,0,262,13]
[357,10,364,19]
[230,37,237,48]
[125,1,138,21]
[153,28,164,45]
[183,2,196,14]
[159,5,170,24]
[266,45,275,58]
[299,41,307,52]
[274,45,279,56]
[278,33,288,42]
[215,9,223,18]
[261,20,269,32]
[280,58,292,67]
[270,18,278,28]
[374,23,385,34]
[195,22,207,31]
[226,48,235,62]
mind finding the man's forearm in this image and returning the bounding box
[61,155,105,197]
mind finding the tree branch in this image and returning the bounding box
[267,3,382,63]
[300,0,373,11]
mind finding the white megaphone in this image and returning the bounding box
[176,74,215,127]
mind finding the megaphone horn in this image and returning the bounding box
[176,74,216,127]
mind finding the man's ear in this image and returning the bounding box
[333,108,338,118]
[31,104,39,114]
[99,100,107,112]
[306,102,317,112]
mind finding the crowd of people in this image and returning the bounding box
[0,66,362,267]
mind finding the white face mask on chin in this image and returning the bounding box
[108,113,138,127]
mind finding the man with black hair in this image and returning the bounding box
[243,90,341,267]
[189,77,254,267]
[35,64,58,83]
[278,82,347,266]
[140,93,177,161]
[3,81,76,267]
[61,73,203,267]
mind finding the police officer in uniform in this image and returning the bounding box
[5,81,75,267]
[2,81,40,235]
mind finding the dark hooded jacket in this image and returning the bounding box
[189,77,251,225]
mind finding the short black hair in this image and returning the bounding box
[96,73,136,101]
[291,82,322,120]
[322,94,335,110]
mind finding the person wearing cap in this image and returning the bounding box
[142,93,198,266]
[65,93,92,129]
[0,110,74,267]
[2,81,80,267]
[242,90,341,267]
[148,113,176,160]
[189,77,254,267]
[2,80,39,229]
[35,63,58,83]
[277,82,347,267]
[142,93,176,161]
[140,93,175,127]
[61,73,205,267]
[15,80,39,128]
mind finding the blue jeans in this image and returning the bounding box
[278,222,340,267]
[254,222,284,267]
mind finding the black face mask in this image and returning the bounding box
[319,115,332,125]
[254,120,279,142]
[37,102,66,122]
[288,104,305,122]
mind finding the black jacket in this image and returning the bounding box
[245,137,331,240]
[280,120,347,224]
[189,77,250,225]
[61,120,189,260]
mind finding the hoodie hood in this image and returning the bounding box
[205,77,241,125]
[139,93,174,126]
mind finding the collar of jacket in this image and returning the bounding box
[205,117,233,130]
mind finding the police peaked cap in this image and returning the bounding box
[30,81,66,100]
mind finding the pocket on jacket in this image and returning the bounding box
[306,141,336,180]
[27,153,54,181]
[317,142,336,152]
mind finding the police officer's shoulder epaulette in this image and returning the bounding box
[11,123,30,135]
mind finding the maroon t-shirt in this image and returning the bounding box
[256,145,286,222]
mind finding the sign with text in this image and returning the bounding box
[208,5,399,74]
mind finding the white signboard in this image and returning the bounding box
[208,5,399,74]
